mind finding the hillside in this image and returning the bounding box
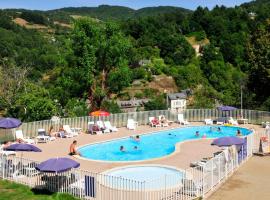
[45,5,192,22]
[1,0,270,122]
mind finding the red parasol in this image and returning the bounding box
[90,110,110,117]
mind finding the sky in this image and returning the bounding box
[0,0,252,11]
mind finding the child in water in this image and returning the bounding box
[120,146,125,152]
[195,131,200,137]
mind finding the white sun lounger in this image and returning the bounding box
[15,130,35,144]
[178,114,190,125]
[127,119,138,130]
[104,121,118,132]
[97,121,110,133]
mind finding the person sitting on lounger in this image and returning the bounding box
[69,140,81,156]
[49,125,58,137]
[58,125,66,138]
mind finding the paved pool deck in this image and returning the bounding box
[208,155,270,200]
[21,122,262,174]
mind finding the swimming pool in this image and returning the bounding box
[102,165,184,190]
[78,126,251,162]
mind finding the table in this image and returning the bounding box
[237,118,248,124]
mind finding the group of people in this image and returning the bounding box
[119,135,141,152]
[194,127,243,138]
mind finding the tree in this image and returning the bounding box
[247,24,270,102]
[0,62,28,115]
[13,84,57,122]
[70,18,132,110]
[144,95,167,111]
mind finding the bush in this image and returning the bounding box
[144,95,167,111]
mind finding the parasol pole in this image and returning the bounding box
[241,85,243,118]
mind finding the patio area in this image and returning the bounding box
[20,122,261,173]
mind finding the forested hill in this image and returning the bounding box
[47,5,192,21]
[0,0,270,122]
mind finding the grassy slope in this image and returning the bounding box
[0,180,78,200]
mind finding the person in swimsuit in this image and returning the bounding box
[69,140,80,156]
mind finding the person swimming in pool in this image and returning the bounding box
[218,127,221,132]
[130,135,140,142]
[195,131,200,137]
[134,146,138,150]
[236,129,242,136]
[120,146,126,152]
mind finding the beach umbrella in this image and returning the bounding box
[211,136,245,147]
[90,110,110,117]
[217,106,237,112]
[0,117,22,129]
[35,157,80,173]
[5,143,42,152]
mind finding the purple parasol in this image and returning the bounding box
[217,106,237,112]
[0,117,22,129]
[5,143,42,152]
[211,136,245,147]
[35,157,80,173]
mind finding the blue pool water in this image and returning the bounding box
[79,126,251,162]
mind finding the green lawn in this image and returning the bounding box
[0,179,79,200]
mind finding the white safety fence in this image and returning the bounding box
[0,132,254,200]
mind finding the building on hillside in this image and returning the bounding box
[167,89,191,112]
[117,99,150,112]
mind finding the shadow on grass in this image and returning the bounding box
[31,188,54,196]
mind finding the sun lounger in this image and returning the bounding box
[97,121,110,133]
[158,115,169,127]
[87,122,102,135]
[63,125,78,137]
[204,119,213,125]
[104,121,118,132]
[228,117,238,125]
[177,114,190,125]
[15,130,35,144]
[36,128,55,143]
[149,117,161,127]
[0,145,16,156]
[127,119,138,130]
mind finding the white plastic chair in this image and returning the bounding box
[178,114,190,125]
[15,130,35,144]
[36,128,50,143]
[104,121,118,132]
[204,119,213,125]
[0,145,16,156]
[127,119,138,130]
[228,117,238,125]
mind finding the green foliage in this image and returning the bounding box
[0,179,79,200]
[13,84,57,122]
[144,95,167,111]
[64,98,88,117]
[108,65,132,93]
[101,101,122,113]
[2,1,270,121]
[21,11,48,25]
[247,24,270,103]
[173,63,206,89]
